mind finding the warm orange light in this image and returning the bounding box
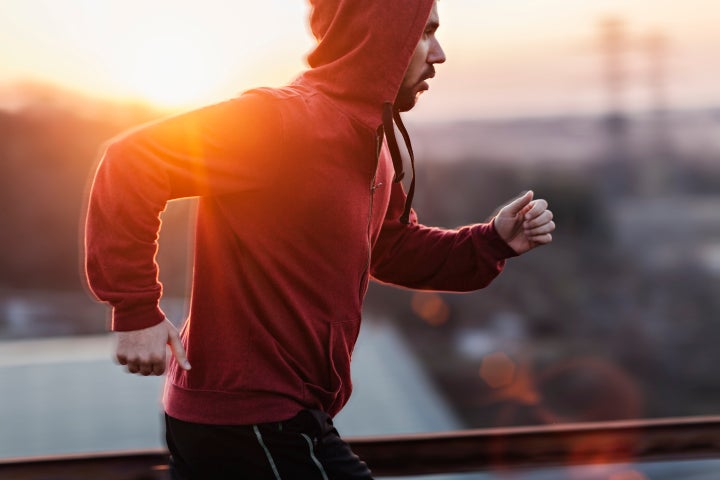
[479,352,516,389]
[410,292,450,326]
[126,35,218,109]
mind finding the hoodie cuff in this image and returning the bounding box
[111,303,165,332]
[471,219,519,261]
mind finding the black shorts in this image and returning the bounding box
[165,410,374,480]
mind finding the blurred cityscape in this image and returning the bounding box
[0,15,719,464]
[1,77,719,432]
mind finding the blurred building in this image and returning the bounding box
[609,196,720,275]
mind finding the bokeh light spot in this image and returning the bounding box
[479,352,516,389]
[411,292,450,326]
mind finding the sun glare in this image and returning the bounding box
[126,35,216,109]
[0,0,718,117]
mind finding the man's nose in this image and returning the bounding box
[429,39,446,64]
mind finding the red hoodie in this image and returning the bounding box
[85,0,518,425]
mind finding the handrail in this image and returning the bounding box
[349,415,720,475]
[1,416,719,478]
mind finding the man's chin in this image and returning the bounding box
[394,91,422,112]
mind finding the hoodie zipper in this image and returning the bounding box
[359,131,384,301]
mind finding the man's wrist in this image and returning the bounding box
[111,304,165,332]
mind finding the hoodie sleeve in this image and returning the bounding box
[84,93,283,331]
[370,181,519,291]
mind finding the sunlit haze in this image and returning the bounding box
[0,0,718,120]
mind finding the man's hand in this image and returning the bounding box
[115,318,191,376]
[493,190,555,255]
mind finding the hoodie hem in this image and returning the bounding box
[163,382,308,426]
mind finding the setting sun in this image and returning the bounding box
[126,35,216,108]
[0,0,313,111]
[94,2,313,110]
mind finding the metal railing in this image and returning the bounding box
[350,415,720,476]
[1,416,719,479]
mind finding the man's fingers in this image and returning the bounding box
[122,356,164,376]
[127,363,141,374]
[114,320,182,376]
[526,221,556,237]
[152,362,166,376]
[168,328,191,371]
[529,233,553,245]
[503,191,534,216]
[524,208,553,228]
[523,199,549,220]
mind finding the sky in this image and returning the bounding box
[0,0,718,121]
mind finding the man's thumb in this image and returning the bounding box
[504,190,534,215]
[167,328,191,371]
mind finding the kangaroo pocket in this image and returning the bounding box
[303,316,361,415]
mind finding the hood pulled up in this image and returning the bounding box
[299,0,435,223]
[300,0,435,129]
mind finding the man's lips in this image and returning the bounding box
[418,74,434,91]
[420,71,435,89]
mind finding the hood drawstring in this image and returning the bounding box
[382,102,416,225]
